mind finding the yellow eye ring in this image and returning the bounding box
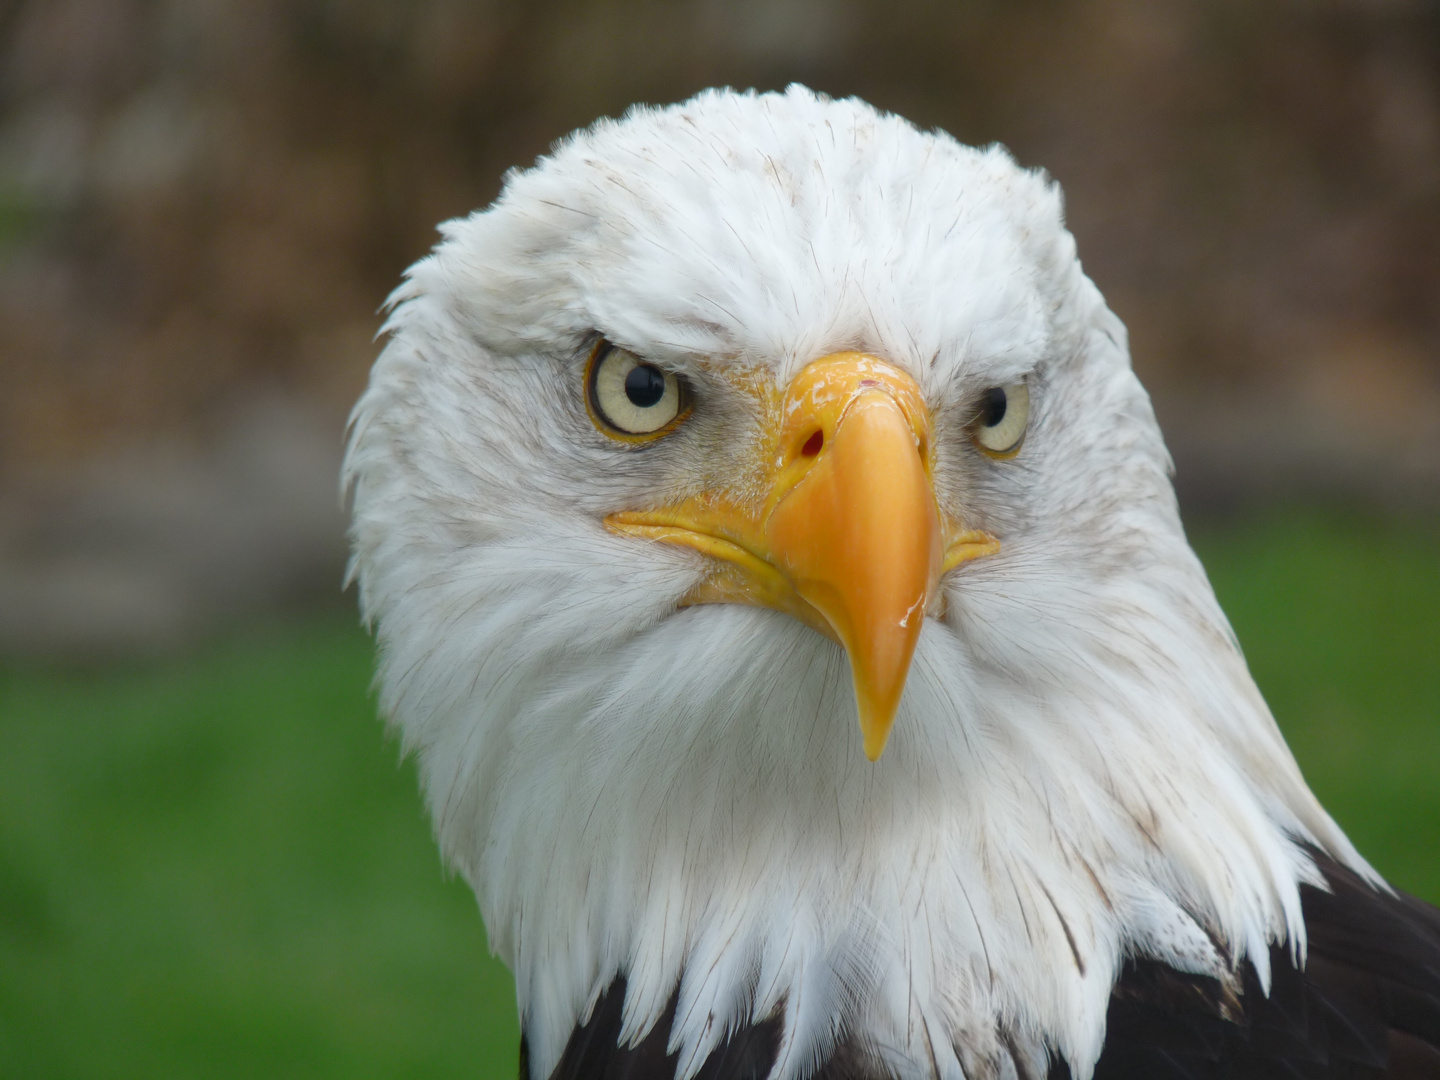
[970,380,1030,458]
[584,338,692,443]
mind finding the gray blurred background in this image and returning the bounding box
[2,0,1438,659]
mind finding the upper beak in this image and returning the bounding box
[606,352,996,760]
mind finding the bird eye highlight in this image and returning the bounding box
[970,380,1030,457]
[586,340,689,440]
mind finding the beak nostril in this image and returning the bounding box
[800,430,824,457]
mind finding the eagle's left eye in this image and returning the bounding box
[586,340,690,440]
[970,380,1030,457]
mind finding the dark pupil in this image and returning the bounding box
[980,387,1008,427]
[624,364,667,408]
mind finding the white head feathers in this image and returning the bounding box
[344,86,1369,1080]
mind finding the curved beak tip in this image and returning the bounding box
[861,719,893,762]
[851,641,912,761]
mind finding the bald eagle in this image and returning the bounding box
[343,87,1440,1079]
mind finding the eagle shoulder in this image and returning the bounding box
[1059,850,1440,1080]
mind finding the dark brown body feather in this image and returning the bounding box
[1059,852,1440,1080]
[533,852,1440,1080]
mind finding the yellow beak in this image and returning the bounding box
[606,353,997,760]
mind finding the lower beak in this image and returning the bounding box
[607,353,995,760]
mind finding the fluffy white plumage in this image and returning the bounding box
[344,86,1372,1080]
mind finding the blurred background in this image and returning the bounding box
[0,0,1436,1076]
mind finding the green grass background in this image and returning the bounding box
[1,512,1436,1077]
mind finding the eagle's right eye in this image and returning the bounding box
[586,340,690,442]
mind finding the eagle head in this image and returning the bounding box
[344,87,1369,1080]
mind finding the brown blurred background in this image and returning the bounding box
[2,0,1438,657]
